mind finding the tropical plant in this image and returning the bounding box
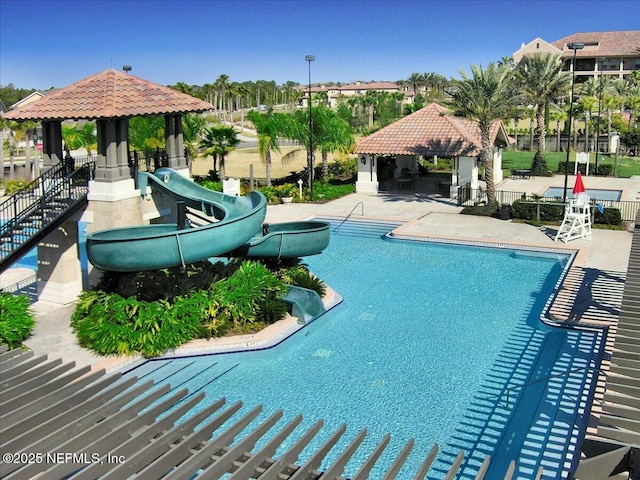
[247,108,288,186]
[516,53,570,175]
[61,123,97,153]
[285,268,327,297]
[182,114,206,164]
[313,105,355,179]
[0,291,35,348]
[199,125,240,180]
[129,116,165,151]
[71,260,289,357]
[577,78,600,153]
[449,62,519,205]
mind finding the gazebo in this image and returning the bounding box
[354,103,512,197]
[3,69,213,302]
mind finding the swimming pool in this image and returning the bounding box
[543,187,622,201]
[124,220,603,478]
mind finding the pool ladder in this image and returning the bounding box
[334,202,364,232]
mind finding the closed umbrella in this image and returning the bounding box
[572,171,586,196]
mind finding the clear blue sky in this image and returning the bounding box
[1,0,639,90]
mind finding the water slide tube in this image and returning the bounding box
[86,168,329,272]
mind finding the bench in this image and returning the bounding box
[511,169,531,179]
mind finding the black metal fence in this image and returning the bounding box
[458,186,640,223]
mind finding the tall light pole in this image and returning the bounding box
[595,57,606,174]
[305,55,315,201]
[562,42,584,203]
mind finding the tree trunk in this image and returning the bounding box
[219,156,225,181]
[530,109,548,175]
[584,112,590,152]
[322,151,329,179]
[529,119,534,151]
[265,150,272,186]
[514,118,519,151]
[480,125,496,205]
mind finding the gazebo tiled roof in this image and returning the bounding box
[355,103,507,157]
[3,68,213,121]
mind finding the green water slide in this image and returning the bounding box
[86,168,329,272]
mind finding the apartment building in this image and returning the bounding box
[513,30,640,82]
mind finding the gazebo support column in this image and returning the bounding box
[87,117,142,243]
[355,154,379,193]
[94,119,130,182]
[165,114,188,173]
[37,217,83,304]
[41,120,63,170]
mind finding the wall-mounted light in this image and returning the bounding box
[360,155,366,164]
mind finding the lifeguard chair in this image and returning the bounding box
[555,193,592,243]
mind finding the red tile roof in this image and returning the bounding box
[3,69,213,121]
[355,103,507,157]
[552,31,640,58]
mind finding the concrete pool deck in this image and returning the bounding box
[5,174,638,372]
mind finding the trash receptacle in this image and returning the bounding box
[500,204,511,220]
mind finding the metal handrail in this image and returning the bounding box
[0,161,95,268]
[334,202,364,232]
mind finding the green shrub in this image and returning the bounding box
[460,203,499,217]
[71,260,288,357]
[511,200,564,222]
[3,180,29,195]
[327,158,357,179]
[596,163,613,176]
[258,186,279,203]
[71,290,203,358]
[594,207,622,225]
[311,181,356,202]
[0,292,35,348]
[281,265,327,297]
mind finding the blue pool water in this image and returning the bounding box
[124,220,603,478]
[543,187,622,201]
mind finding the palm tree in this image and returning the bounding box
[449,62,518,205]
[199,125,240,181]
[548,103,567,153]
[516,53,570,174]
[313,105,355,179]
[182,114,206,172]
[247,108,288,186]
[129,116,165,151]
[214,74,229,114]
[612,79,631,116]
[577,78,599,152]
[407,72,424,99]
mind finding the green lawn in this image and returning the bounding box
[502,150,640,178]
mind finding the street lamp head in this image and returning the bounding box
[567,42,584,51]
[305,55,315,62]
[122,65,132,73]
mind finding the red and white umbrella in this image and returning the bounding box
[573,171,586,196]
